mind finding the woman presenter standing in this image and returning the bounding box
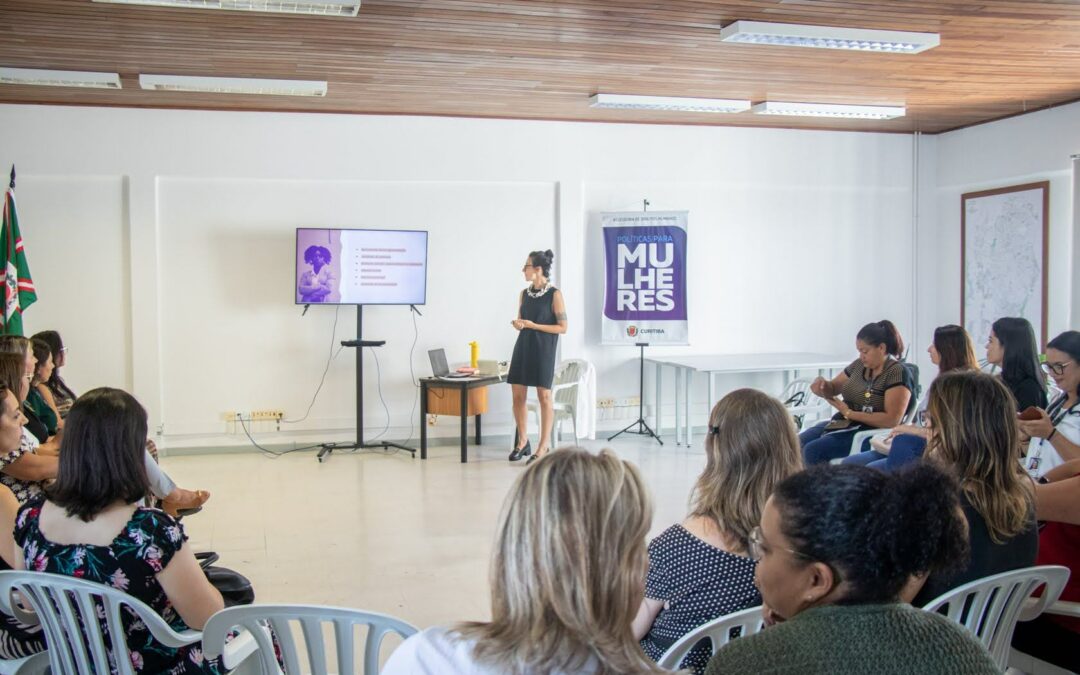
[508,250,568,464]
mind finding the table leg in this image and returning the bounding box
[420,381,428,459]
[460,385,468,463]
[685,368,693,447]
[655,363,663,440]
[475,414,482,445]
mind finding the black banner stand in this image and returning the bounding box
[317,305,416,462]
[607,342,663,444]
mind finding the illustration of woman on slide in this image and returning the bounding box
[299,245,338,303]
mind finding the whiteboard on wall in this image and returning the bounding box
[961,181,1048,352]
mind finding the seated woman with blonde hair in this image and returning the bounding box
[632,389,802,673]
[383,448,668,675]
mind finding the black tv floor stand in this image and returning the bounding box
[317,305,416,462]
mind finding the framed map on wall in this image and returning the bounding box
[961,181,1049,352]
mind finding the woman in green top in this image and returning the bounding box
[25,339,61,436]
[705,464,998,675]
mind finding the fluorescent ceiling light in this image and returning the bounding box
[590,93,751,113]
[139,74,327,97]
[92,0,360,17]
[751,101,905,120]
[0,67,121,89]
[720,20,939,54]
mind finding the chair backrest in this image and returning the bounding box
[899,360,920,422]
[921,565,1070,670]
[553,359,588,407]
[779,378,815,407]
[656,605,766,670]
[0,570,201,675]
[201,604,418,675]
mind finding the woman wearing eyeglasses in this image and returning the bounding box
[703,463,996,675]
[1018,330,1080,478]
[507,250,568,464]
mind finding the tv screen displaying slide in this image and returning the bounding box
[295,228,428,305]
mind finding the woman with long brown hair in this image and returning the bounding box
[384,448,667,675]
[912,370,1038,606]
[632,389,803,673]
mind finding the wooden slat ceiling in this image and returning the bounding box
[1,0,1079,133]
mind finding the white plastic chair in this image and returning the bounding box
[202,604,418,675]
[527,359,588,443]
[656,605,766,670]
[0,570,256,675]
[921,565,1070,671]
[780,379,832,431]
[0,653,48,675]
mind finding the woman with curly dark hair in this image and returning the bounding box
[298,244,338,302]
[704,463,995,675]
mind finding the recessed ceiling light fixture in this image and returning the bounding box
[590,93,751,113]
[139,74,328,96]
[91,0,360,17]
[0,67,122,89]
[751,101,906,120]
[720,20,939,54]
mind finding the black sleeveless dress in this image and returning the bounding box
[508,286,559,389]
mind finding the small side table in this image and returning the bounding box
[419,375,506,463]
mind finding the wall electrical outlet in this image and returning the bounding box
[250,409,285,421]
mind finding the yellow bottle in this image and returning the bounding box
[469,341,479,369]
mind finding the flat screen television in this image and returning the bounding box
[295,228,428,305]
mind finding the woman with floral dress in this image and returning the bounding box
[14,387,226,674]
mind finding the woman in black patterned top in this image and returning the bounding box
[632,389,803,674]
[800,321,913,465]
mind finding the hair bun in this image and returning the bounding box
[544,249,554,261]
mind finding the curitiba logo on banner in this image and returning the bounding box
[601,211,688,345]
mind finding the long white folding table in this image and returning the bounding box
[646,352,851,446]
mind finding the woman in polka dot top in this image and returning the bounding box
[631,388,804,673]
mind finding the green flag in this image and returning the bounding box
[1,167,36,336]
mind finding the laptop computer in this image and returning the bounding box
[428,348,470,378]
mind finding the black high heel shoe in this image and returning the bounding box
[509,440,532,462]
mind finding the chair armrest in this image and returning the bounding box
[847,428,890,457]
[551,382,578,393]
[1045,600,1080,618]
[220,626,262,671]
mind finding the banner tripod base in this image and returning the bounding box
[607,342,663,445]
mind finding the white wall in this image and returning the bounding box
[0,104,915,449]
[928,101,1080,365]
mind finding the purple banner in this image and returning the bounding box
[601,212,688,345]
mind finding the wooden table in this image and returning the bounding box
[419,375,506,463]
